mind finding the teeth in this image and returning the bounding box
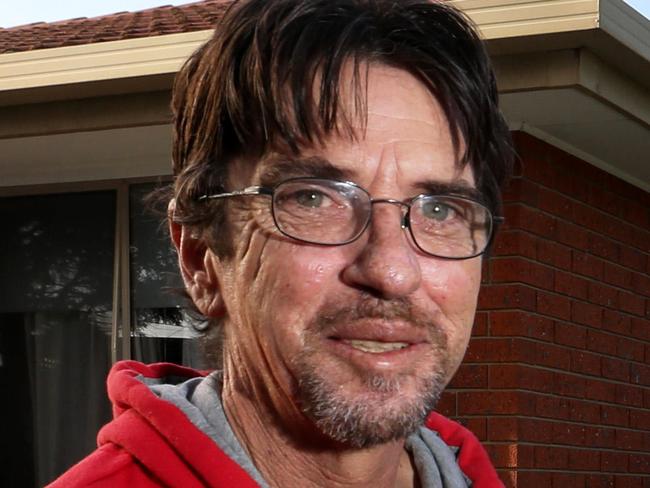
[343,340,409,353]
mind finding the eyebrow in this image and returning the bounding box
[413,179,483,201]
[257,156,357,186]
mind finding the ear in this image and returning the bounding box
[168,199,225,318]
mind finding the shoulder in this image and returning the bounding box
[424,412,505,488]
[46,443,159,488]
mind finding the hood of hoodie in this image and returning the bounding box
[99,360,503,488]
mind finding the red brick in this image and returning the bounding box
[603,309,632,335]
[616,336,645,362]
[491,257,554,289]
[477,284,536,311]
[601,451,629,472]
[615,384,644,408]
[615,475,645,488]
[485,443,520,469]
[536,394,571,419]
[455,417,487,440]
[537,291,571,320]
[571,350,601,376]
[604,262,633,289]
[588,330,618,356]
[516,471,554,487]
[534,445,569,469]
[436,391,456,417]
[457,390,527,415]
[630,454,650,474]
[556,219,590,249]
[534,342,571,370]
[538,186,573,216]
[473,311,488,336]
[586,378,617,403]
[537,238,572,269]
[589,281,620,308]
[553,472,587,487]
[569,448,600,470]
[585,426,617,449]
[619,290,646,317]
[601,404,630,427]
[572,300,603,328]
[464,337,531,363]
[555,321,587,348]
[630,410,650,430]
[616,429,646,451]
[570,398,601,423]
[631,318,650,341]
[487,417,518,441]
[573,250,605,280]
[502,177,539,205]
[492,229,538,259]
[631,272,650,298]
[449,364,487,388]
[552,421,587,445]
[620,245,648,271]
[555,270,589,300]
[585,474,615,488]
[489,310,554,341]
[631,363,650,387]
[555,372,586,398]
[503,203,557,238]
[602,357,631,382]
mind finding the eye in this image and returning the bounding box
[420,199,453,221]
[293,189,327,208]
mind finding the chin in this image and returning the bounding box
[294,354,447,448]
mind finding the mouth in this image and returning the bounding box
[322,320,431,370]
[340,339,409,353]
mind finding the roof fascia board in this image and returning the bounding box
[0,29,212,92]
[600,0,650,65]
[493,48,650,127]
[0,90,171,139]
[450,0,599,39]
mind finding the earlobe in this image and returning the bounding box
[168,199,225,318]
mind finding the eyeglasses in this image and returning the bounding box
[199,177,502,259]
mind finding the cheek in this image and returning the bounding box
[421,257,482,344]
[247,243,344,336]
[422,258,481,310]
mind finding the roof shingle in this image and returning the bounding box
[0,0,231,54]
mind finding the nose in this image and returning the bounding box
[341,201,421,299]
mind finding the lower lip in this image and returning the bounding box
[326,338,428,370]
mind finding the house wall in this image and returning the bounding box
[439,132,650,487]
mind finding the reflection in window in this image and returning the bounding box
[129,184,202,367]
[0,191,115,487]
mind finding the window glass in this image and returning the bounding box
[129,183,203,367]
[0,191,115,487]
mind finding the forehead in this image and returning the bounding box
[244,64,474,191]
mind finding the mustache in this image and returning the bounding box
[314,294,437,333]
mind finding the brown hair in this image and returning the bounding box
[168,0,513,258]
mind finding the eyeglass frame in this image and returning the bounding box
[198,177,504,260]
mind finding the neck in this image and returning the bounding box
[221,368,417,488]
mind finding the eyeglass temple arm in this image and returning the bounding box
[198,186,272,201]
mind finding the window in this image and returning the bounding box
[0,182,193,486]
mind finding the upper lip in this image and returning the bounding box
[325,320,430,345]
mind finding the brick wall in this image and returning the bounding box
[439,132,650,487]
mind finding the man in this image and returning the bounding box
[50,0,512,486]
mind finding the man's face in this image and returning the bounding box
[213,64,482,447]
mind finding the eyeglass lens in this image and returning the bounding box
[271,178,492,259]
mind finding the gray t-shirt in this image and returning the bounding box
[145,372,471,488]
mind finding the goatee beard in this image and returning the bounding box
[294,295,450,448]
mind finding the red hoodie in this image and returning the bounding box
[48,361,504,487]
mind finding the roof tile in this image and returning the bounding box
[0,0,231,54]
